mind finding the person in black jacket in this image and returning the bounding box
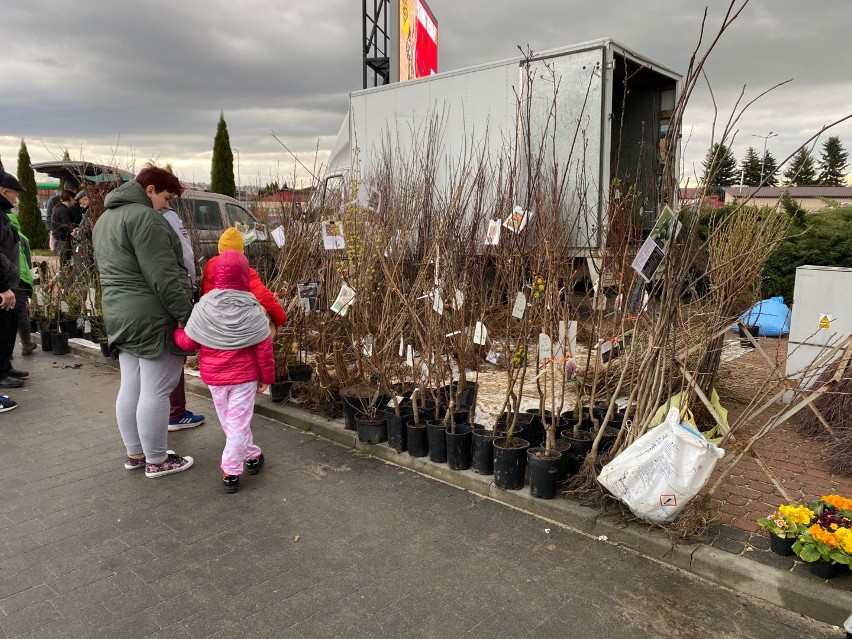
[0,170,28,405]
[51,189,75,265]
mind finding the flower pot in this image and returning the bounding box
[270,381,292,403]
[406,420,428,458]
[458,381,478,409]
[452,409,470,425]
[287,363,313,382]
[560,429,594,458]
[589,426,620,454]
[40,330,53,352]
[355,413,387,444]
[427,420,449,463]
[810,559,845,580]
[59,319,77,337]
[341,393,370,431]
[493,437,530,490]
[522,409,550,448]
[51,332,70,355]
[740,324,760,348]
[528,447,563,499]
[769,534,795,556]
[446,423,473,471]
[471,426,494,475]
[554,438,573,483]
[383,407,412,453]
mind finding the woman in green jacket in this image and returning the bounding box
[93,167,195,478]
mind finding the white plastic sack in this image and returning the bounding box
[597,408,725,523]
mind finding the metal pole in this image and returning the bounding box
[751,131,778,184]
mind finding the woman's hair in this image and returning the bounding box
[136,166,184,196]
[56,189,75,208]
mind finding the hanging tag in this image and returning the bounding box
[485,219,501,245]
[322,220,345,250]
[503,205,531,233]
[387,395,405,408]
[432,290,444,315]
[473,322,487,345]
[398,335,404,357]
[330,282,356,315]
[454,289,464,310]
[538,333,553,360]
[60,301,70,313]
[568,321,577,354]
[445,330,461,338]
[36,290,44,306]
[511,292,526,319]
[406,345,414,367]
[486,351,500,365]
[362,336,373,358]
[271,226,286,247]
[554,320,566,360]
[84,319,91,333]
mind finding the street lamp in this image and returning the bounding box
[751,131,779,185]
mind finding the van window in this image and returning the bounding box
[225,203,255,228]
[174,198,222,230]
[319,175,345,220]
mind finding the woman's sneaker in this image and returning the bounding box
[168,410,205,431]
[145,453,194,478]
[223,474,240,494]
[125,450,175,470]
[246,453,265,475]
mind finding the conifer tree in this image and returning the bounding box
[701,143,738,187]
[817,136,848,186]
[761,150,779,187]
[17,140,50,249]
[740,146,762,186]
[62,148,71,161]
[210,112,236,197]
[783,148,818,186]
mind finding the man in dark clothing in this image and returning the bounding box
[51,190,75,265]
[0,170,28,407]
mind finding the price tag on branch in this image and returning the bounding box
[473,322,487,345]
[511,292,526,319]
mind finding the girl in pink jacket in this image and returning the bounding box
[174,250,275,494]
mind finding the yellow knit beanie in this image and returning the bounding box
[218,227,245,254]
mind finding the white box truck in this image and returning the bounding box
[313,37,681,271]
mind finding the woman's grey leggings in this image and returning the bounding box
[116,350,184,464]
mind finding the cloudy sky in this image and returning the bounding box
[2,0,850,189]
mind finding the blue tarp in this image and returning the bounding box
[731,296,791,337]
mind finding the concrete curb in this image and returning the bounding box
[51,338,852,627]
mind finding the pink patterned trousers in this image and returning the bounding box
[209,381,262,476]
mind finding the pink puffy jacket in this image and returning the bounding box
[174,251,275,387]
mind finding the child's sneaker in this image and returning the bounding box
[125,450,175,470]
[145,452,194,478]
[168,410,205,431]
[0,396,17,413]
[223,474,240,494]
[246,453,265,476]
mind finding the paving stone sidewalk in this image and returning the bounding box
[0,347,841,638]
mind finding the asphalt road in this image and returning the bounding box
[0,350,839,638]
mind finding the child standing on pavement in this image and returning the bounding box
[174,250,274,493]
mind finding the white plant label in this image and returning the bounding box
[511,292,526,319]
[486,350,500,365]
[568,320,578,354]
[271,226,286,248]
[330,282,355,315]
[36,290,44,306]
[60,301,69,313]
[387,395,405,408]
[454,289,464,310]
[485,219,501,245]
[538,333,553,360]
[432,289,444,315]
[399,335,405,357]
[473,322,487,345]
[406,345,414,367]
[503,205,531,233]
[554,320,566,360]
[322,220,345,250]
[84,320,91,333]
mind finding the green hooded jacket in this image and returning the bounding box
[93,180,193,358]
[7,213,33,290]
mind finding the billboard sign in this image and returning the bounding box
[399,0,438,81]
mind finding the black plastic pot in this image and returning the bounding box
[52,332,70,355]
[769,534,795,556]
[554,438,573,483]
[560,429,594,458]
[471,426,494,475]
[59,319,77,337]
[589,426,620,453]
[355,413,387,444]
[446,423,473,471]
[341,393,369,431]
[269,381,292,403]
[383,407,412,452]
[287,363,313,381]
[528,448,563,499]
[427,420,449,463]
[406,420,429,458]
[29,319,38,333]
[493,437,530,490]
[41,330,53,352]
[452,409,470,425]
[522,409,551,448]
[810,559,845,579]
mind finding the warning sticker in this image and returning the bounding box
[660,494,677,507]
[818,314,832,330]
